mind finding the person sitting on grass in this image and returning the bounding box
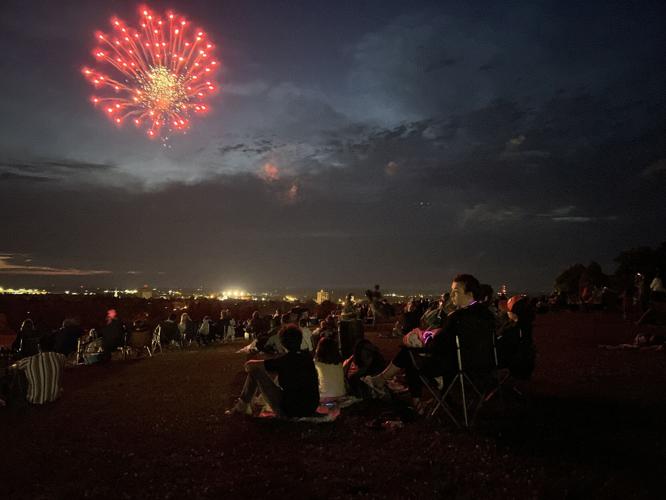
[228,324,319,418]
[314,337,346,401]
[9,341,66,405]
[496,295,536,380]
[362,274,496,413]
[344,338,386,399]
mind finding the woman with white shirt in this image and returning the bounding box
[314,337,346,401]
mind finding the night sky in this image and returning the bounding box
[1,0,665,293]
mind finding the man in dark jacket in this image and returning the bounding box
[362,274,496,409]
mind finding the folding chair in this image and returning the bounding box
[126,329,153,358]
[410,332,501,429]
[151,326,162,354]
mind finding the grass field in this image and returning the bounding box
[2,311,665,499]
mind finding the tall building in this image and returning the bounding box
[315,289,330,304]
[140,285,153,299]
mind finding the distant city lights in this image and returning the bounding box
[0,286,48,295]
[219,289,249,300]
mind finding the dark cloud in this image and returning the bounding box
[0,172,52,183]
[0,1,665,291]
[0,255,110,276]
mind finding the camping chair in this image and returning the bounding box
[409,332,501,429]
[126,329,153,358]
[151,326,162,354]
[75,329,97,365]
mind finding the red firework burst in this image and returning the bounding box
[82,6,220,138]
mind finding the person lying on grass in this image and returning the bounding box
[228,324,320,418]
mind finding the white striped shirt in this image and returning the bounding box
[16,352,65,404]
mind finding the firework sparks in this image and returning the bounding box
[82,6,220,138]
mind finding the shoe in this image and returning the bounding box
[362,375,388,398]
[225,399,253,416]
[386,379,409,394]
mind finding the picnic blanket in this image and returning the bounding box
[255,395,361,422]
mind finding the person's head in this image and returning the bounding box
[251,311,260,320]
[279,323,303,352]
[106,309,117,323]
[281,313,290,325]
[62,318,77,328]
[450,274,480,309]
[478,284,494,304]
[21,318,34,331]
[315,336,342,364]
[180,313,190,323]
[168,313,177,322]
[506,295,531,323]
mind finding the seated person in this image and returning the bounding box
[344,338,386,398]
[299,319,314,352]
[10,346,66,404]
[260,313,291,354]
[363,274,496,411]
[127,319,152,351]
[314,337,346,401]
[228,324,319,418]
[16,319,41,358]
[420,293,453,330]
[496,295,536,379]
[0,313,17,351]
[197,316,212,345]
[245,311,268,341]
[53,318,84,356]
[159,313,180,345]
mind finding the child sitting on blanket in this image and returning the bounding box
[228,324,319,418]
[314,337,346,401]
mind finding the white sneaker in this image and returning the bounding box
[225,399,252,416]
[362,375,388,398]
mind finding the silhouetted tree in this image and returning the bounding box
[614,246,656,279]
[554,263,586,295]
[579,261,608,289]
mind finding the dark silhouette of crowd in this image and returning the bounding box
[2,276,539,421]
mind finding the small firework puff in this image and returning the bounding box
[82,6,220,139]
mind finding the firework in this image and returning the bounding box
[82,6,220,138]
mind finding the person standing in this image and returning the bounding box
[100,309,125,361]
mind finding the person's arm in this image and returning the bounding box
[402,328,424,348]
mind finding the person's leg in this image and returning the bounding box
[366,346,411,385]
[361,347,411,396]
[403,360,425,399]
[238,372,258,404]
[244,363,284,415]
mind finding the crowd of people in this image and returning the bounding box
[1,274,538,421]
[227,274,536,419]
